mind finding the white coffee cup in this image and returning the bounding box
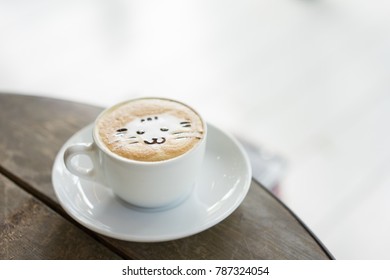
[63,98,207,209]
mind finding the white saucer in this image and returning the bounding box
[52,123,252,242]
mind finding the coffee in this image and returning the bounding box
[96,98,204,162]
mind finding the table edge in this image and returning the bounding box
[253,178,334,260]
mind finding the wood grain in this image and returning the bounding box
[0,93,332,259]
[0,174,121,259]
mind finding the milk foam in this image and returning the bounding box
[97,98,204,161]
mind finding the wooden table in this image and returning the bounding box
[0,93,333,260]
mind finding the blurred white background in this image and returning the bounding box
[1,0,390,259]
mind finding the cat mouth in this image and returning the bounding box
[144,137,166,145]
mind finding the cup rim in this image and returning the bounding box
[92,97,207,165]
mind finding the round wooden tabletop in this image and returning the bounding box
[0,93,333,259]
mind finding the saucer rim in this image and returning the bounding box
[52,122,252,242]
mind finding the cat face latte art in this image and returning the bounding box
[64,97,207,208]
[96,98,204,162]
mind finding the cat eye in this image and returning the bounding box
[137,130,145,135]
[160,127,169,132]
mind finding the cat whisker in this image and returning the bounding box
[172,130,202,134]
[112,141,139,150]
[110,138,139,144]
[172,130,203,138]
[174,136,202,140]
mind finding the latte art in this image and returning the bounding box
[96,98,204,162]
[113,114,201,146]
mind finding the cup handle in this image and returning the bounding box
[63,143,101,182]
